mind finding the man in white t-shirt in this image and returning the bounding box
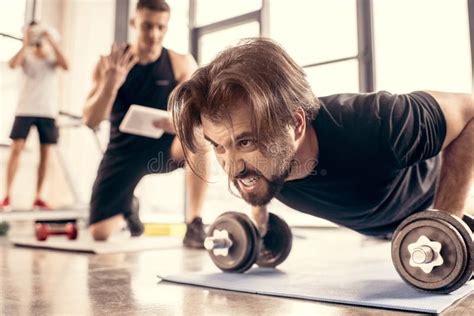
[0,21,68,211]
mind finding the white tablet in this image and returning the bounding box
[119,104,170,139]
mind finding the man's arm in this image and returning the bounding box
[177,53,198,83]
[8,46,27,69]
[427,91,474,217]
[156,51,198,134]
[42,31,69,70]
[83,43,137,129]
[8,27,30,69]
[252,205,269,236]
[169,50,198,84]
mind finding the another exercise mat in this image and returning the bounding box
[158,241,473,313]
[11,234,182,254]
[0,208,88,222]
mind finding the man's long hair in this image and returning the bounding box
[169,37,320,158]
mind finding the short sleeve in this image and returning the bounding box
[380,91,447,168]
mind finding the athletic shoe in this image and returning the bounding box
[183,217,206,249]
[33,198,52,210]
[125,210,144,237]
[0,197,11,212]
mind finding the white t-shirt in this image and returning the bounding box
[15,49,58,119]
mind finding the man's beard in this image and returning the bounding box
[232,141,296,206]
[232,164,293,206]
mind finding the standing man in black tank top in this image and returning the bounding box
[83,0,210,247]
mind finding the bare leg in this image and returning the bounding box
[5,139,26,198]
[89,214,125,241]
[170,137,210,223]
[434,119,474,218]
[36,144,52,199]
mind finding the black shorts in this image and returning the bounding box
[89,136,184,224]
[9,116,59,144]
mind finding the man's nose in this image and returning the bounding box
[223,155,245,178]
[151,27,162,40]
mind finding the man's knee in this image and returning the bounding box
[89,224,111,241]
[11,142,25,156]
[89,214,123,241]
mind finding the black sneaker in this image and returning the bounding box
[183,217,206,249]
[125,211,144,237]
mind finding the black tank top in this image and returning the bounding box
[107,47,177,153]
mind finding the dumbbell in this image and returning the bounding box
[391,210,473,294]
[35,222,78,241]
[204,211,292,273]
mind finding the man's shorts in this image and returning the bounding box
[9,116,59,144]
[89,135,184,225]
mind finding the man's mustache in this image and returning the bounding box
[232,165,263,181]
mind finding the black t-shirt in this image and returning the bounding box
[107,47,177,154]
[275,91,447,236]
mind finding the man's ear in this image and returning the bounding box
[129,17,135,28]
[294,107,306,140]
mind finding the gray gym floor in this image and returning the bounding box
[1,227,472,315]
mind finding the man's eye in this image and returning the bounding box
[209,142,223,152]
[239,139,254,148]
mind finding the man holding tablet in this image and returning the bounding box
[83,0,209,248]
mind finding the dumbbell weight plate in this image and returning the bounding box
[392,210,473,293]
[207,212,259,273]
[229,212,262,272]
[65,223,78,240]
[256,213,293,268]
[36,223,49,241]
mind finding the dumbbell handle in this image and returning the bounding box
[204,237,233,250]
[47,229,73,235]
[411,246,435,264]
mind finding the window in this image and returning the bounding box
[195,0,261,27]
[305,59,360,95]
[198,21,260,64]
[373,0,471,92]
[270,0,358,66]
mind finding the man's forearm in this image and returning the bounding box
[252,205,269,236]
[48,40,69,70]
[8,46,26,68]
[83,82,118,129]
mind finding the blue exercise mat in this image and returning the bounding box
[158,240,473,313]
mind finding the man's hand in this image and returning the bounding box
[23,26,31,46]
[41,30,54,44]
[152,112,175,134]
[252,206,269,237]
[41,30,50,40]
[100,43,138,92]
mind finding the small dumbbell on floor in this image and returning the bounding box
[204,212,292,273]
[391,210,473,294]
[36,222,78,241]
